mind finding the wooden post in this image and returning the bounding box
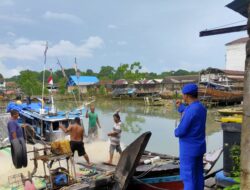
[240,4,250,189]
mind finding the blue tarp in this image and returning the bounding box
[6,102,49,113]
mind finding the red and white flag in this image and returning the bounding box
[48,69,53,85]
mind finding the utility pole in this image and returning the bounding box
[241,5,250,189]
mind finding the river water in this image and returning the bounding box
[56,99,223,157]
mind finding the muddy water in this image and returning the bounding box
[56,99,222,157]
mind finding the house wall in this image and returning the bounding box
[68,86,87,93]
[0,81,6,90]
[226,43,246,71]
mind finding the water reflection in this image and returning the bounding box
[55,99,222,156]
[123,113,145,134]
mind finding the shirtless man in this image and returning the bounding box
[59,117,91,165]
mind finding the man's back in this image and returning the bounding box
[70,124,83,142]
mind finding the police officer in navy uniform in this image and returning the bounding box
[175,83,207,190]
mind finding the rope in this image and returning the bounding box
[133,177,170,190]
[134,165,159,179]
[206,19,246,30]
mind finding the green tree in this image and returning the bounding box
[18,70,46,96]
[98,85,107,95]
[0,73,3,79]
[98,66,115,80]
[173,69,194,76]
[58,78,67,94]
[86,69,94,76]
[114,64,129,80]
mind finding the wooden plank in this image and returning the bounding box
[77,162,116,172]
[200,25,247,37]
[112,131,152,190]
[62,183,90,190]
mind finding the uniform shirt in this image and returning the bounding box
[110,122,122,145]
[7,119,23,141]
[175,100,207,157]
[178,103,186,114]
[88,112,98,128]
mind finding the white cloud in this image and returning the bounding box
[0,36,104,61]
[0,0,14,6]
[108,24,117,29]
[7,32,16,37]
[0,15,33,24]
[42,11,82,24]
[14,38,30,45]
[117,41,127,46]
[0,61,23,78]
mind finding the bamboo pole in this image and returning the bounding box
[240,5,250,189]
[41,42,48,111]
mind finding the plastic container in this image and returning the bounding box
[221,122,241,176]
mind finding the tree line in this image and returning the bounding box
[1,62,198,95]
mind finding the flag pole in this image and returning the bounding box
[41,41,48,112]
[75,57,81,102]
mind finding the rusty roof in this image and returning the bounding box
[163,75,199,84]
[114,79,128,85]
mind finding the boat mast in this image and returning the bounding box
[74,57,81,103]
[41,41,48,111]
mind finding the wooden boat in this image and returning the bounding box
[220,116,242,123]
[199,83,243,105]
[144,96,165,106]
[218,108,243,116]
[5,101,85,142]
[76,147,223,190]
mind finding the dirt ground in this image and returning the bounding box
[0,140,121,188]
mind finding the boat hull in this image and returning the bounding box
[128,176,184,190]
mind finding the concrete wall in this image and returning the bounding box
[226,43,246,71]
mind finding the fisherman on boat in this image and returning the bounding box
[59,117,91,165]
[175,83,207,190]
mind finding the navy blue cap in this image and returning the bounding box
[182,83,198,95]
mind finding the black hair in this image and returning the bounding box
[10,109,19,116]
[113,113,121,121]
[74,117,81,125]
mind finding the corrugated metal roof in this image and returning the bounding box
[69,75,99,85]
[163,75,199,84]
[114,79,128,85]
[226,37,248,46]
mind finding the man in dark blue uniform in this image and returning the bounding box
[175,83,207,190]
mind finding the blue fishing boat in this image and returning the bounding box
[6,99,86,142]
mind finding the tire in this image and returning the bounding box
[19,138,28,167]
[11,138,23,169]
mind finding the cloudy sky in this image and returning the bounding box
[0,0,247,77]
